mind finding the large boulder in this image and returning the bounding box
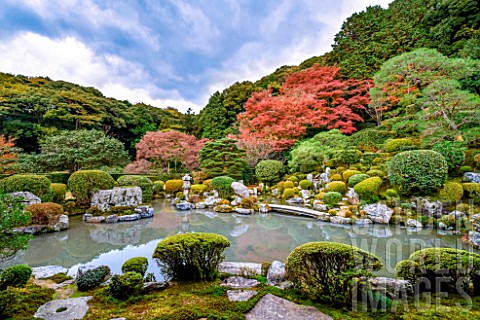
[176,201,193,211]
[266,261,286,286]
[415,198,444,218]
[32,266,68,279]
[406,218,422,229]
[464,172,480,183]
[363,203,393,224]
[142,281,169,294]
[91,187,142,212]
[231,182,250,199]
[361,277,413,300]
[221,276,260,289]
[9,191,41,206]
[218,262,262,276]
[50,214,69,231]
[134,205,154,218]
[204,196,220,206]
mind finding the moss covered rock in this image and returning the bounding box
[117,175,154,202]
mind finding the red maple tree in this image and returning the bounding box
[125,130,208,174]
[237,65,371,150]
[0,135,19,174]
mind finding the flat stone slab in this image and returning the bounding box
[218,262,262,276]
[221,276,260,289]
[227,290,257,301]
[34,296,92,320]
[32,266,68,279]
[246,294,332,320]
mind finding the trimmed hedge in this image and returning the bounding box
[210,176,235,198]
[439,182,464,202]
[0,264,32,290]
[287,176,299,183]
[153,181,165,194]
[322,192,343,206]
[51,183,67,204]
[330,174,343,181]
[68,170,115,203]
[0,174,52,201]
[463,183,480,203]
[285,242,382,303]
[165,180,183,194]
[109,272,144,300]
[335,150,362,165]
[121,257,148,277]
[153,233,230,281]
[366,169,386,177]
[354,177,383,202]
[432,141,466,172]
[283,181,295,189]
[43,172,71,184]
[255,160,284,183]
[387,150,448,195]
[299,179,312,190]
[24,203,63,225]
[384,138,414,153]
[190,184,207,195]
[342,170,362,181]
[282,188,295,200]
[327,181,347,194]
[347,174,370,187]
[395,260,420,283]
[76,266,111,291]
[117,175,154,202]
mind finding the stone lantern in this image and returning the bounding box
[182,174,192,197]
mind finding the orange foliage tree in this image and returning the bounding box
[0,135,19,174]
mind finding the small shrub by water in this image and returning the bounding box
[0,264,32,290]
[109,272,144,300]
[122,257,148,277]
[77,266,110,291]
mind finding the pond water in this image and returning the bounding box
[1,200,475,280]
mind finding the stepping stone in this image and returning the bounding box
[34,296,92,320]
[246,294,332,320]
[227,290,257,301]
[221,276,259,289]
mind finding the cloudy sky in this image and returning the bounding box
[0,0,390,113]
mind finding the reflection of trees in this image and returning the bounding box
[256,214,284,230]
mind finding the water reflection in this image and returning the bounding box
[1,200,476,280]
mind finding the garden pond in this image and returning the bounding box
[2,199,475,280]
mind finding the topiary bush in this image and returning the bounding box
[366,169,386,177]
[463,183,480,203]
[299,179,312,190]
[165,180,183,194]
[153,180,165,194]
[342,170,362,181]
[384,138,414,153]
[282,188,295,200]
[190,184,207,195]
[327,181,347,194]
[0,174,52,201]
[121,257,149,277]
[285,242,382,304]
[76,266,111,291]
[0,264,32,290]
[68,170,115,203]
[210,176,235,199]
[322,192,343,206]
[330,174,343,181]
[439,182,464,202]
[50,183,67,204]
[387,150,448,195]
[347,174,370,187]
[354,177,383,202]
[153,233,230,281]
[349,129,396,151]
[405,248,480,293]
[432,140,466,172]
[117,175,154,202]
[109,272,144,300]
[255,160,285,183]
[395,260,420,283]
[24,203,63,225]
[283,181,295,189]
[334,150,362,165]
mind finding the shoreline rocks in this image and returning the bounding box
[83,205,154,224]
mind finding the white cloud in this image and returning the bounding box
[0,32,202,112]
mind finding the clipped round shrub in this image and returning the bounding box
[255,160,284,183]
[387,150,448,195]
[76,266,111,291]
[347,174,369,187]
[165,180,183,194]
[153,233,230,281]
[456,203,472,215]
[0,264,32,290]
[342,170,362,181]
[68,170,114,203]
[386,189,399,199]
[121,257,148,277]
[287,176,299,183]
[407,248,480,293]
[439,182,464,202]
[432,140,466,172]
[330,174,343,181]
[109,272,144,300]
[0,174,52,201]
[282,188,295,200]
[366,169,385,177]
[354,177,383,202]
[285,242,382,303]
[210,176,235,198]
[299,179,312,190]
[117,175,154,202]
[322,192,343,206]
[153,180,165,194]
[50,183,67,203]
[283,181,295,189]
[335,150,362,165]
[441,215,457,228]
[327,181,347,194]
[395,260,420,283]
[384,138,414,153]
[24,203,63,225]
[190,184,207,195]
[460,166,473,174]
[463,183,480,201]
